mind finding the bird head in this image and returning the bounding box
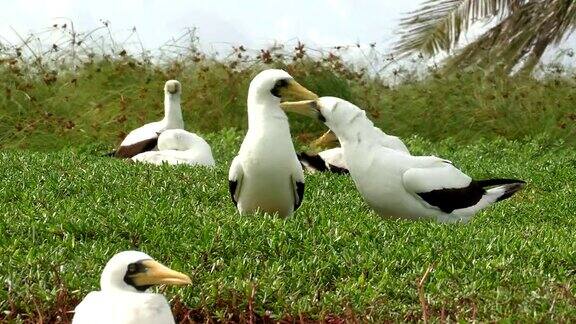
[281,97,370,140]
[248,69,318,104]
[164,80,181,95]
[99,250,191,293]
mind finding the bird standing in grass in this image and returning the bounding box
[132,129,215,166]
[111,80,184,158]
[228,69,318,217]
[282,97,525,223]
[72,250,191,324]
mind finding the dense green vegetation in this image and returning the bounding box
[1,134,575,322]
[1,30,575,321]
[1,54,575,152]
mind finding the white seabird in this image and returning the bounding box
[282,97,525,223]
[131,129,215,167]
[298,129,409,174]
[72,250,191,324]
[112,80,184,158]
[228,69,318,217]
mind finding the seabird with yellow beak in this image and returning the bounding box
[72,250,191,324]
[281,97,524,223]
[228,69,318,217]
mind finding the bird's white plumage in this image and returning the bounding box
[371,127,410,153]
[132,129,215,166]
[318,148,347,169]
[115,80,184,157]
[402,163,471,194]
[119,121,164,147]
[228,69,306,217]
[72,291,174,324]
[308,97,521,223]
[72,251,178,324]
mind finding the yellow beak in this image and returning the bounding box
[280,99,324,121]
[131,260,192,287]
[279,80,318,101]
[311,130,339,150]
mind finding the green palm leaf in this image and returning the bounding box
[394,0,576,73]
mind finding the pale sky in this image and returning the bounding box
[0,0,419,51]
[1,1,574,69]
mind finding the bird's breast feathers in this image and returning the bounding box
[73,292,174,324]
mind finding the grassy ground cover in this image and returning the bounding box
[1,133,575,322]
[1,55,575,152]
[1,28,575,322]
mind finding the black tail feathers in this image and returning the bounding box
[477,178,526,202]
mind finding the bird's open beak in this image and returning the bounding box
[132,260,192,286]
[279,80,318,101]
[311,130,339,149]
[280,99,325,122]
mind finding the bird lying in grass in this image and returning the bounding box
[297,130,349,174]
[281,97,525,223]
[298,128,409,174]
[228,69,318,217]
[72,250,191,324]
[108,80,184,158]
[132,129,215,167]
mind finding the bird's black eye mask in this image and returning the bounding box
[270,78,290,98]
[123,259,152,291]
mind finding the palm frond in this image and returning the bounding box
[443,0,576,73]
[394,0,576,73]
[550,0,576,44]
[393,0,523,58]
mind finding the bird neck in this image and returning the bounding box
[163,95,183,128]
[100,272,141,293]
[334,117,377,150]
[247,95,289,131]
[334,119,380,174]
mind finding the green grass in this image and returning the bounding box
[1,132,575,322]
[1,29,575,322]
[1,56,575,152]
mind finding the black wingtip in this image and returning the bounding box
[476,178,526,188]
[294,181,305,211]
[228,180,238,207]
[298,152,349,175]
[298,152,328,172]
[495,181,526,202]
[327,164,349,174]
